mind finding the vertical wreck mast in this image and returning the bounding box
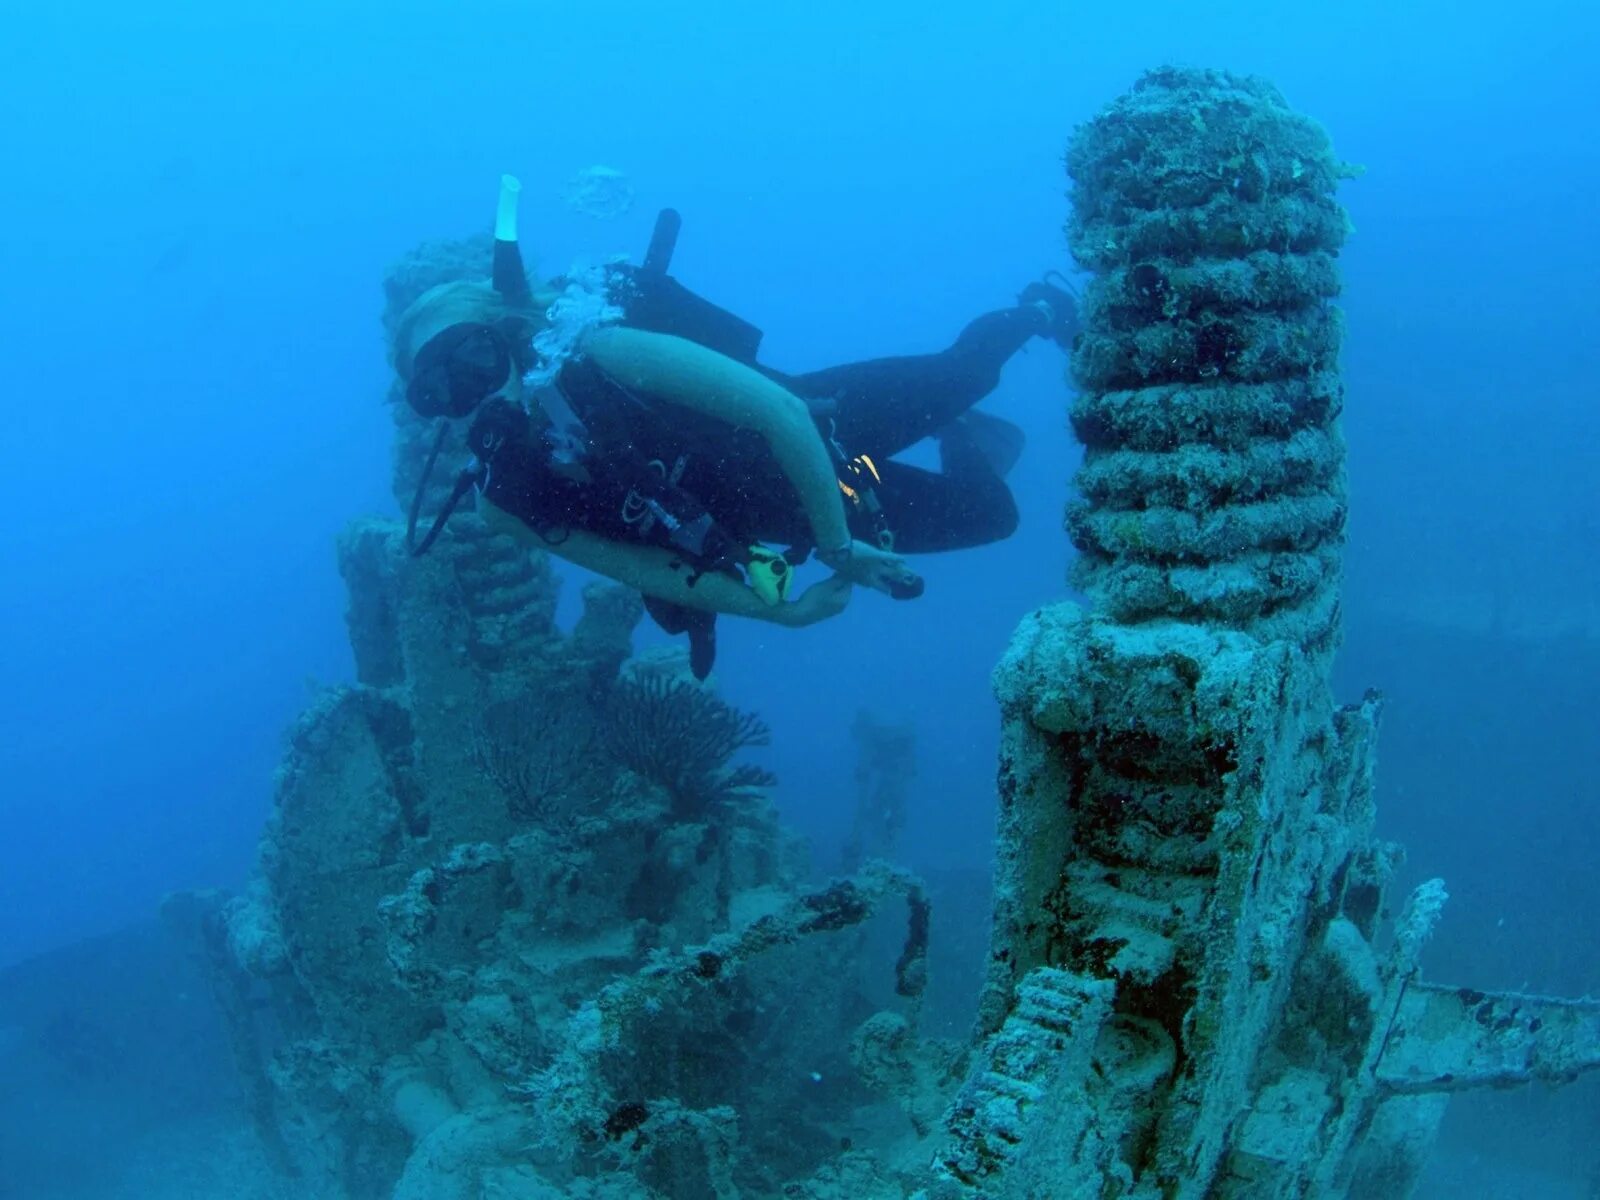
[926,67,1600,1200]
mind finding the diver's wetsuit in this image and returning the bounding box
[556,303,1042,555]
[766,306,1041,551]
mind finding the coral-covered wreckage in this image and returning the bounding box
[163,68,1599,1199]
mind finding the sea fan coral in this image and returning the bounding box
[602,675,774,817]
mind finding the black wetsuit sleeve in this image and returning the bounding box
[493,239,533,305]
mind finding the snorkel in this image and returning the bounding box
[495,173,520,241]
[492,174,533,305]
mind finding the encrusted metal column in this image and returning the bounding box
[1066,67,1350,662]
[931,69,1393,1199]
[926,69,1600,1200]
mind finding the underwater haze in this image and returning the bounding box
[0,0,1597,1196]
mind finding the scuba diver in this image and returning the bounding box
[398,176,1078,678]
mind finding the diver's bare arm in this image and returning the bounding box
[479,499,808,626]
[582,326,854,554]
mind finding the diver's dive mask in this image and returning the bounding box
[405,321,514,418]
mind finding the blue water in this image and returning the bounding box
[0,0,1596,1190]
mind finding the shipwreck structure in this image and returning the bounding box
[142,66,1600,1200]
[919,68,1600,1198]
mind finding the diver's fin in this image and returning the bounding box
[685,615,717,681]
[642,595,718,680]
[940,409,1026,479]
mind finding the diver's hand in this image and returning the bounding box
[777,577,854,627]
[821,540,925,600]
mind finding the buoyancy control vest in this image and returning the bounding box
[467,395,752,588]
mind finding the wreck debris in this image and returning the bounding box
[842,710,917,873]
[922,67,1600,1200]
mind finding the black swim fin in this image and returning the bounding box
[641,595,718,680]
[940,409,1026,479]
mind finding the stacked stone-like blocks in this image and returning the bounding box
[1065,66,1351,658]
